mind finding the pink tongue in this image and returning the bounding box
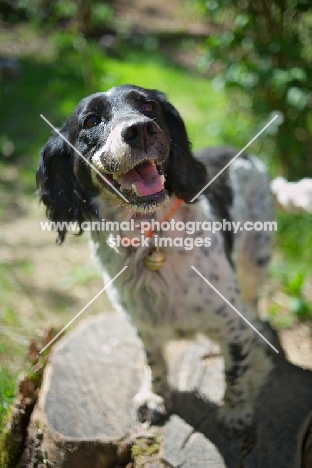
[120,161,164,197]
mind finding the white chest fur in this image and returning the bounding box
[90,197,234,333]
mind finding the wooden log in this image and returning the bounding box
[162,415,225,468]
[19,314,312,467]
[21,314,145,467]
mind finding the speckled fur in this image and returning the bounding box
[90,154,274,431]
[36,86,274,433]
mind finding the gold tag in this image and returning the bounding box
[144,247,166,271]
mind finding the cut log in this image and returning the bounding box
[19,314,312,467]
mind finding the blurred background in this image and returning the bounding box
[0,0,312,433]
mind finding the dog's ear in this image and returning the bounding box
[155,92,207,202]
[36,130,89,244]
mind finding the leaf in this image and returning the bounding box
[205,0,219,13]
[287,87,309,110]
[289,67,307,82]
[270,69,291,93]
[285,271,306,294]
[234,13,249,28]
[288,296,310,317]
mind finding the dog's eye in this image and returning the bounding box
[84,115,101,128]
[142,101,154,112]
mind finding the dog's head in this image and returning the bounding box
[37,85,207,242]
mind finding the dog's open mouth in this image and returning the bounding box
[96,160,168,212]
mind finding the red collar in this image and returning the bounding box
[145,197,184,239]
[121,198,184,246]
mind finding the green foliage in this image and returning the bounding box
[197,0,312,179]
[0,410,20,468]
[275,212,312,264]
[131,435,160,466]
[281,270,310,317]
[267,262,312,327]
[272,212,312,319]
[267,302,294,329]
[0,370,15,433]
[5,0,114,33]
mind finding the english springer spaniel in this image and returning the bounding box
[37,85,275,435]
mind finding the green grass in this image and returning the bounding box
[267,211,312,324]
[61,265,100,289]
[275,212,312,267]
[131,435,161,466]
[0,368,16,432]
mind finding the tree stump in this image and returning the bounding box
[19,314,312,467]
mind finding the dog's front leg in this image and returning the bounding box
[133,330,170,424]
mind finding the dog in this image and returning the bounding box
[37,84,275,434]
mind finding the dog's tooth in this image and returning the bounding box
[132,184,139,196]
[160,175,165,185]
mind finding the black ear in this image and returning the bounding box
[36,131,90,244]
[155,92,207,202]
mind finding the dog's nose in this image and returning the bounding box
[122,121,158,151]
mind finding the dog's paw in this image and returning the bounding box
[217,404,254,438]
[133,391,167,424]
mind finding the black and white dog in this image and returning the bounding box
[37,85,275,434]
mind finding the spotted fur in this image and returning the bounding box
[37,85,274,434]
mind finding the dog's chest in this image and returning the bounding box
[89,196,238,330]
[90,228,231,331]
